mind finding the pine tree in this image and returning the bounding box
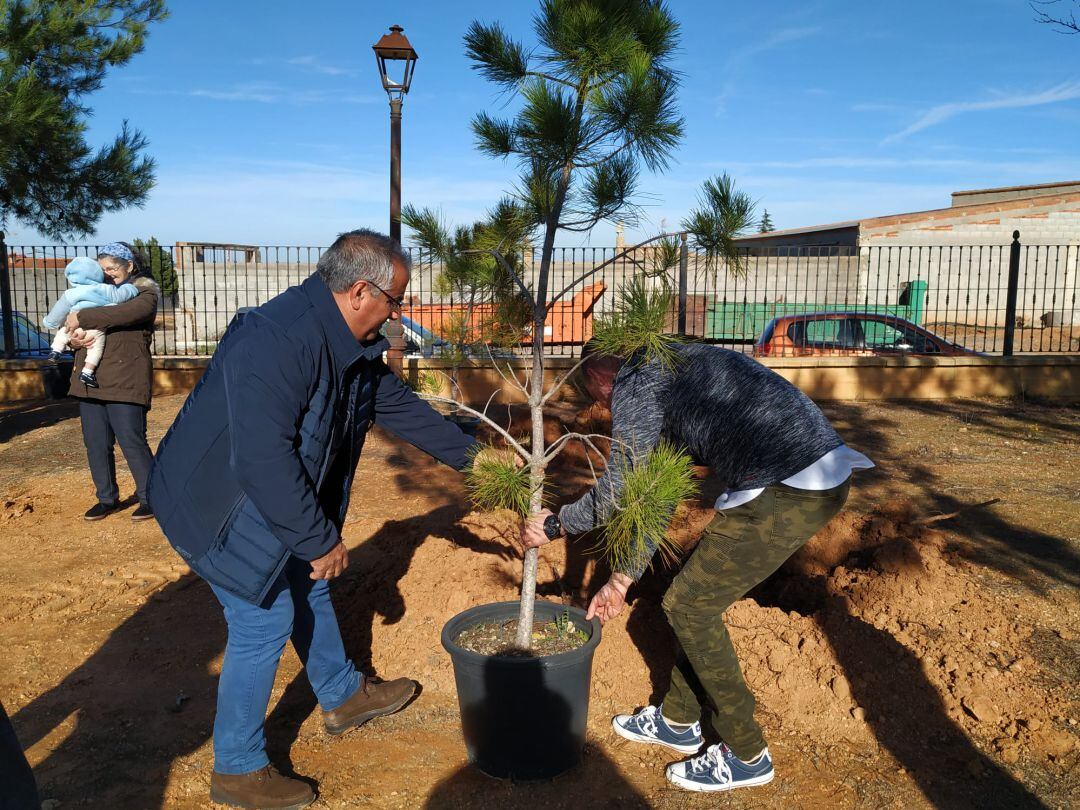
[0,1,168,239]
[758,209,774,233]
[460,0,685,645]
[684,173,757,272]
[131,236,177,299]
[401,202,533,387]
[415,2,757,648]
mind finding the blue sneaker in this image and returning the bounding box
[667,743,774,792]
[611,705,703,754]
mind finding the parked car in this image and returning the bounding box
[397,315,450,357]
[0,311,74,398]
[386,316,516,360]
[753,312,980,357]
[0,311,64,358]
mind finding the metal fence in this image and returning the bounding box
[1,232,1077,359]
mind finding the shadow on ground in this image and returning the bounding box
[822,397,1079,592]
[11,574,222,807]
[0,399,80,444]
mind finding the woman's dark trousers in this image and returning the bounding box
[79,400,153,507]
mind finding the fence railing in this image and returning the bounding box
[1,232,1077,359]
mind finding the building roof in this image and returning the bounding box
[738,220,859,240]
[951,180,1080,199]
[735,182,1080,245]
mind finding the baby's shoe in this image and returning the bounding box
[43,351,61,365]
[79,369,100,388]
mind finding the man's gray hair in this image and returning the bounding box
[316,229,411,292]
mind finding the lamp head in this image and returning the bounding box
[373,25,418,100]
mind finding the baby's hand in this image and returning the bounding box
[71,328,86,339]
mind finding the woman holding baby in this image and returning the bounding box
[64,242,159,521]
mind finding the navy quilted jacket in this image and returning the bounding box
[148,274,475,604]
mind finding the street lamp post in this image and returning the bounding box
[373,25,418,374]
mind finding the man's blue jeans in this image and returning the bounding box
[209,555,361,775]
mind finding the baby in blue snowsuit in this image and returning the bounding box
[43,256,138,388]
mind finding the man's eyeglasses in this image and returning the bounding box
[366,280,404,311]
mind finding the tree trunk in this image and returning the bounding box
[513,172,572,649]
[513,78,588,649]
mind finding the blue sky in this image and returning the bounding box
[9,0,1080,247]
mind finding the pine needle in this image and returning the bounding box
[589,275,683,369]
[600,441,699,575]
[408,370,442,396]
[465,444,534,517]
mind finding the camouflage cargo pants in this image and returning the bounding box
[660,479,850,760]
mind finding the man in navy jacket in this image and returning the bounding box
[149,230,476,809]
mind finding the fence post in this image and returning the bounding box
[1002,230,1021,357]
[677,232,689,335]
[0,232,15,360]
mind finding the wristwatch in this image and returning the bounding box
[543,514,563,540]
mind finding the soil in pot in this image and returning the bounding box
[455,614,589,657]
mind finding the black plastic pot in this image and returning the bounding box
[441,600,601,780]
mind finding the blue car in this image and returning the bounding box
[0,311,66,358]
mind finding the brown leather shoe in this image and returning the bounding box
[209,765,315,809]
[323,676,417,735]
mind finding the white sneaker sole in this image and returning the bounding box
[666,767,775,792]
[611,717,703,754]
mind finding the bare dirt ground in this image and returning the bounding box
[1,393,1078,809]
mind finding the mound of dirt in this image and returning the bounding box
[743,503,1078,764]
[333,402,1079,774]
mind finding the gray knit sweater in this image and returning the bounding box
[558,343,842,577]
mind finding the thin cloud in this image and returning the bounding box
[714,26,821,114]
[884,80,1080,142]
[61,164,511,245]
[716,156,977,171]
[727,26,821,68]
[852,102,908,114]
[700,155,1080,177]
[190,83,279,103]
[186,83,377,105]
[286,55,358,77]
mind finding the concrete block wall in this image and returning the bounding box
[951,181,1080,207]
[7,266,66,331]
[5,355,1080,403]
[169,261,311,349]
[859,202,1080,326]
[860,197,1080,247]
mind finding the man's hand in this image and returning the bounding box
[310,541,349,580]
[585,573,634,624]
[64,312,80,331]
[521,507,559,550]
